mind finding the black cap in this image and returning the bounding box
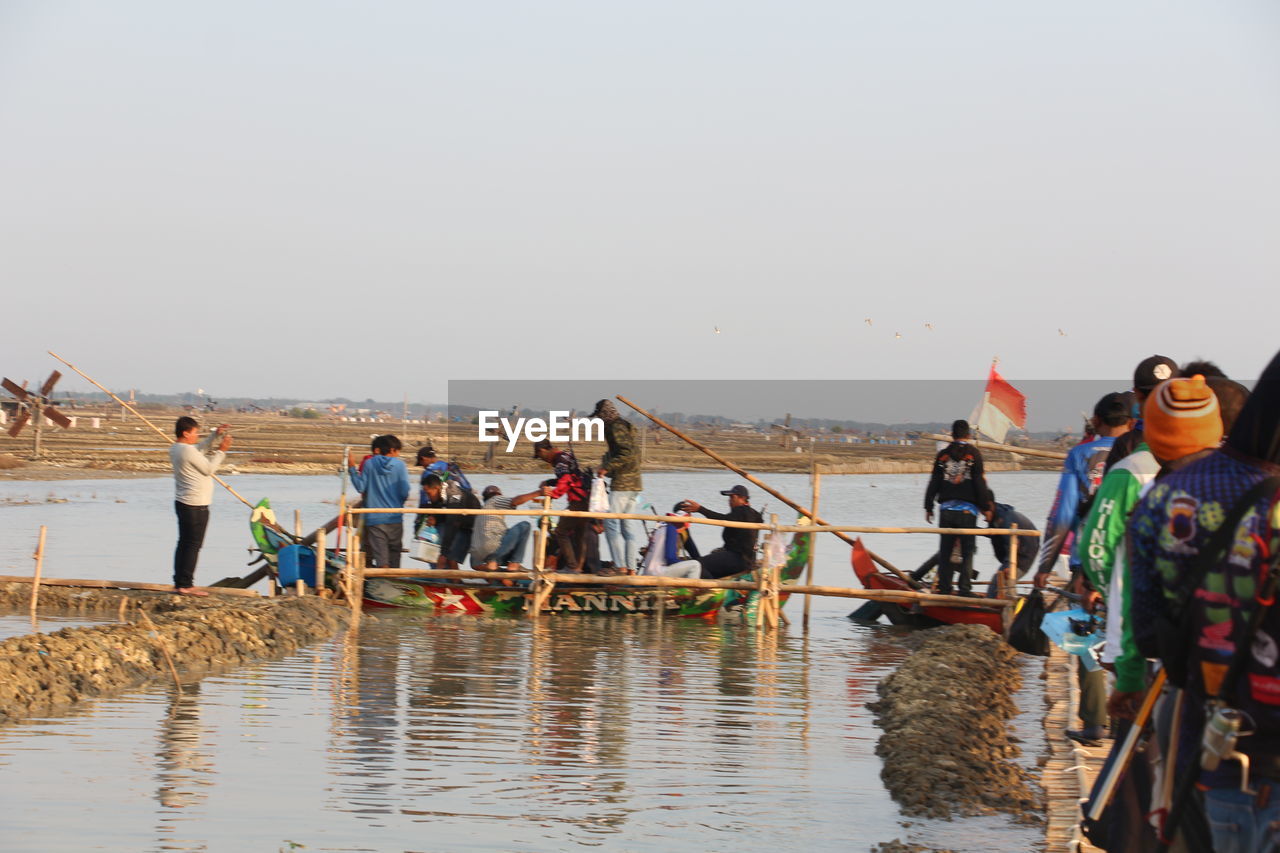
[1094,391,1132,426]
[481,485,502,500]
[532,438,553,458]
[1134,355,1179,392]
[719,484,750,499]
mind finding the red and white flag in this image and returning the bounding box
[969,365,1027,444]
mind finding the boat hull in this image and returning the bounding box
[849,537,1002,633]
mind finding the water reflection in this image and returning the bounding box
[153,684,215,850]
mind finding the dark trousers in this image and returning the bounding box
[174,501,210,588]
[364,523,404,568]
[698,548,751,579]
[937,509,977,594]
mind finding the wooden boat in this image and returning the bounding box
[849,537,1002,632]
[250,499,808,618]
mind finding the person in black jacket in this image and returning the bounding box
[653,485,764,579]
[923,419,993,595]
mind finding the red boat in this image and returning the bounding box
[849,537,1003,633]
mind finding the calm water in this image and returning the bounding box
[0,470,1058,852]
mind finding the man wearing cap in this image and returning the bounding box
[655,486,764,579]
[469,485,543,571]
[593,399,644,572]
[1104,355,1180,474]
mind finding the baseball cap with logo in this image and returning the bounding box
[1133,355,1180,392]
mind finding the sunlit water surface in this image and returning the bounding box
[0,471,1057,852]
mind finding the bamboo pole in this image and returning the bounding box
[348,505,1040,538]
[529,495,554,617]
[0,575,258,596]
[47,351,256,510]
[616,394,919,587]
[349,529,364,626]
[1001,522,1020,636]
[804,467,820,629]
[29,525,46,619]
[919,433,1067,461]
[316,528,327,598]
[294,509,302,538]
[138,610,183,695]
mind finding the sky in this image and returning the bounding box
[2,1,1278,413]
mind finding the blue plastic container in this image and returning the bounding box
[277,544,319,587]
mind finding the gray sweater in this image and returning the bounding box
[170,433,226,506]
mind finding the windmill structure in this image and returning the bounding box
[2,371,72,457]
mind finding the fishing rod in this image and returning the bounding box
[48,351,257,511]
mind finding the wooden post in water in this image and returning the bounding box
[1002,523,1020,636]
[804,467,820,629]
[294,509,302,538]
[529,495,554,617]
[316,528,327,598]
[30,525,46,621]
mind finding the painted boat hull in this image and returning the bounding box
[849,537,1002,633]
[250,499,808,619]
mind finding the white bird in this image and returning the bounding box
[864,318,873,327]
[894,332,903,339]
[1058,328,1067,336]
[924,323,933,331]
[714,326,721,334]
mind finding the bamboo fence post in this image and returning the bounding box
[1002,523,1020,636]
[316,528,327,598]
[804,467,820,629]
[138,610,183,695]
[294,509,302,538]
[117,595,128,622]
[29,525,46,619]
[529,495,554,617]
[616,395,916,587]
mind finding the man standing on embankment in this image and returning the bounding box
[170,416,231,596]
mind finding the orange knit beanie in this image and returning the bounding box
[1143,375,1224,462]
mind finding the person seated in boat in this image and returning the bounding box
[653,485,764,579]
[470,485,542,571]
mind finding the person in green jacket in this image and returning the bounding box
[593,399,644,571]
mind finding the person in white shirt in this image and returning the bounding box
[169,416,231,596]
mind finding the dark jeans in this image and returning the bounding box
[174,501,210,589]
[937,509,977,595]
[698,548,751,579]
[364,523,403,568]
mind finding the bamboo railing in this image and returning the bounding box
[334,505,1041,628]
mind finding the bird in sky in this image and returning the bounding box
[864,318,873,327]
[924,323,933,331]
[714,326,721,334]
[1058,328,1067,336]
[894,332,903,339]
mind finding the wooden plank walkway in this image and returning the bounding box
[1042,642,1107,852]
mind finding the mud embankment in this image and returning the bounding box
[868,624,1040,820]
[0,584,349,724]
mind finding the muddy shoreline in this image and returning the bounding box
[868,625,1041,821]
[0,584,349,724]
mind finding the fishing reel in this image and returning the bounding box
[1201,702,1257,794]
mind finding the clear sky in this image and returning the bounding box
[2,1,1277,406]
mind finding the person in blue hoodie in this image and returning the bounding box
[349,434,411,568]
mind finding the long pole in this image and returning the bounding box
[616,395,919,588]
[804,465,820,628]
[47,351,255,510]
[30,525,46,620]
